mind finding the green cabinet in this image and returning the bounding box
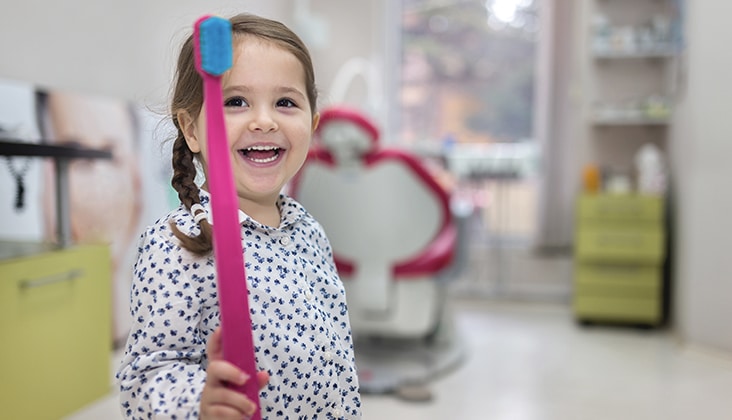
[573,194,666,325]
[0,243,112,420]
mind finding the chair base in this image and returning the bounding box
[345,277,443,338]
[353,307,466,396]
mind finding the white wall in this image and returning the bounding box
[0,0,287,107]
[670,2,732,354]
[0,0,381,114]
[536,0,583,249]
[308,1,387,107]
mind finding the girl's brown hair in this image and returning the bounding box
[168,13,318,255]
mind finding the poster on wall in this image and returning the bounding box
[0,79,45,241]
[0,77,176,346]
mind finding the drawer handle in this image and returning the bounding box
[19,269,84,290]
[598,235,642,246]
[598,205,641,216]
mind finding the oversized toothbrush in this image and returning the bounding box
[193,15,261,418]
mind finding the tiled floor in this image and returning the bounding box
[66,298,732,420]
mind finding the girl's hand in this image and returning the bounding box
[200,327,270,420]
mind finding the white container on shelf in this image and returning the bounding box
[635,143,667,195]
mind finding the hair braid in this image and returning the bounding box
[169,131,213,255]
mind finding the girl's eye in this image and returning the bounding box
[276,98,297,108]
[224,97,248,108]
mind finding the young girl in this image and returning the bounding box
[116,13,361,419]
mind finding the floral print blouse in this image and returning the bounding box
[116,191,361,419]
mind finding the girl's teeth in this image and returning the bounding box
[249,155,278,163]
[241,146,280,163]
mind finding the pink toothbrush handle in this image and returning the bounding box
[203,74,261,418]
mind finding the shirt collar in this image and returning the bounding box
[196,189,307,230]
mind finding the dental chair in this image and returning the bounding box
[290,106,465,396]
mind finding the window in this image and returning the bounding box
[401,0,539,146]
[399,0,540,245]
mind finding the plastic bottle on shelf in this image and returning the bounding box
[635,143,667,196]
[582,163,601,193]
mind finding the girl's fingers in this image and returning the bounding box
[206,327,224,361]
[204,348,267,418]
[207,360,250,386]
[256,371,270,389]
[202,403,251,420]
[202,369,259,418]
[203,390,257,418]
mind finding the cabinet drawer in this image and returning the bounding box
[573,295,661,324]
[578,194,664,223]
[574,264,661,298]
[0,245,112,420]
[575,226,664,263]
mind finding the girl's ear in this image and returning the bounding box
[311,112,320,135]
[178,110,201,153]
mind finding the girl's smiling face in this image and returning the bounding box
[180,35,319,221]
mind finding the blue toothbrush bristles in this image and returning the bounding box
[197,16,233,76]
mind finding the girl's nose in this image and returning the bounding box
[248,109,278,132]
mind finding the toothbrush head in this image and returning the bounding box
[193,15,233,77]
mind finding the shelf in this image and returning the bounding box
[0,139,112,248]
[591,115,671,126]
[583,0,678,194]
[0,140,112,159]
[592,46,678,59]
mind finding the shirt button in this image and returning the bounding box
[279,236,290,246]
[305,290,314,301]
[324,351,333,361]
[331,408,343,417]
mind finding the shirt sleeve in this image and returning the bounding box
[116,228,210,419]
